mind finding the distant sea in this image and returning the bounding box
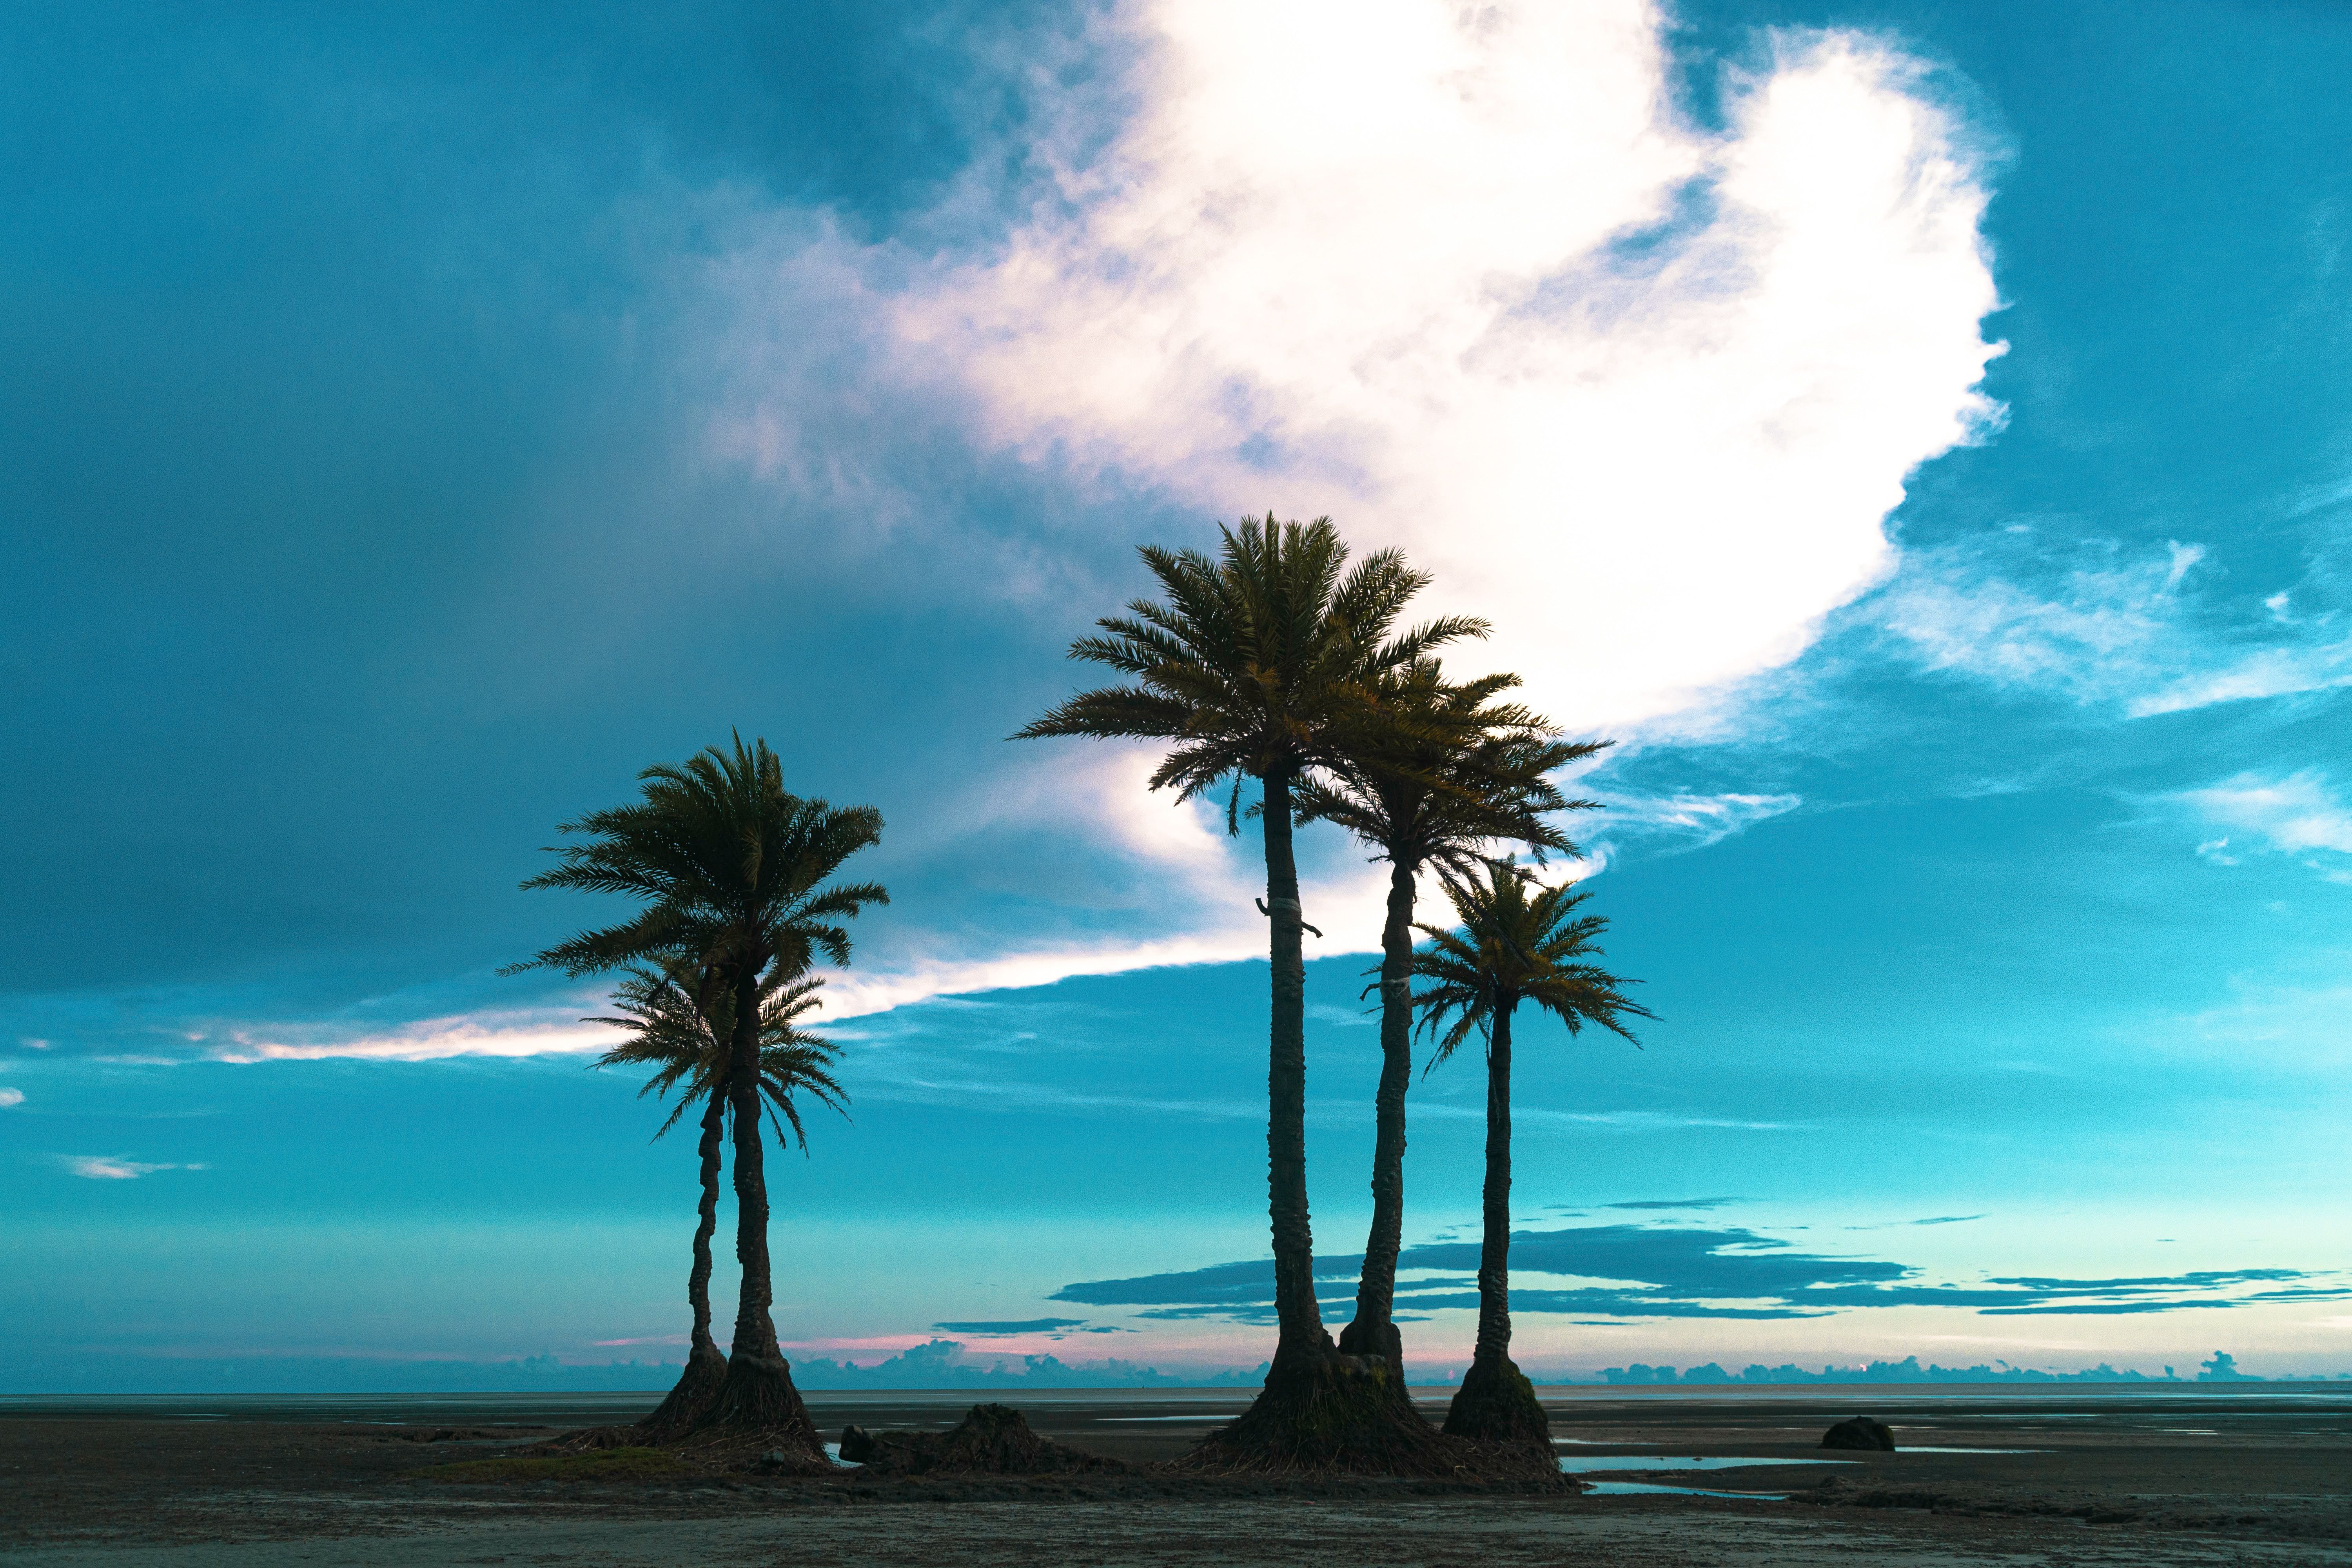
[4,1383,2350,1427]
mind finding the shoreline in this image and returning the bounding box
[3,1386,2345,1564]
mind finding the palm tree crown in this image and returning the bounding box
[1294,660,1599,889]
[1415,864,1651,1067]
[1014,515,1484,817]
[587,956,849,1148]
[513,733,886,992]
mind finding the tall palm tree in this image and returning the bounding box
[1414,863,1651,1446]
[1018,515,1479,1466]
[1294,662,1605,1384]
[511,735,885,1450]
[585,956,848,1437]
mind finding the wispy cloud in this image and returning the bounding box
[2177,770,2352,877]
[57,1155,208,1180]
[591,1334,689,1348]
[932,1318,1088,1336]
[0,1088,22,1108]
[1051,1223,2351,1324]
[1581,791,1804,868]
[206,1009,621,1064]
[1872,531,2352,718]
[1414,1102,1806,1134]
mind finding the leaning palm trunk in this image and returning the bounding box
[1441,1002,1549,1445]
[708,966,823,1453]
[637,1089,730,1437]
[1336,858,1416,1392]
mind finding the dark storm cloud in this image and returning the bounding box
[1052,1225,2348,1323]
[0,0,1078,1043]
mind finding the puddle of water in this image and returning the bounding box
[821,1444,861,1468]
[1557,1455,1851,1473]
[1584,1481,1789,1499]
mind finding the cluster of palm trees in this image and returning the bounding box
[515,514,1647,1471]
[1019,515,1649,1464]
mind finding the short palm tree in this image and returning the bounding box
[1018,514,1479,1468]
[1414,862,1651,1446]
[1295,661,1606,1383]
[585,955,848,1437]
[511,735,884,1453]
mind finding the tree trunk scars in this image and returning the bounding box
[1346,857,1416,1350]
[690,1088,726,1353]
[727,960,777,1361]
[1476,1001,1514,1367]
[1261,765,1328,1362]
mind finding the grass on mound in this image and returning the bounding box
[414,1446,691,1483]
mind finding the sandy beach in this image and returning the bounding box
[3,1385,2345,1565]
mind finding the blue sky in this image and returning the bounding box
[5,0,2351,1391]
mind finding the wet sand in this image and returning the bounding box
[2,1385,2346,1564]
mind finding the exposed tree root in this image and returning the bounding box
[1441,1354,1551,1448]
[632,1341,728,1442]
[1333,1318,1416,1408]
[1177,1347,1561,1484]
[702,1348,826,1463]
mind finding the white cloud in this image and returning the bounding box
[2179,771,2352,872]
[58,1156,206,1180]
[1874,532,2352,717]
[875,2,2003,732]
[693,1,2005,1018]
[208,1011,621,1064]
[203,5,2005,1061]
[0,1087,22,1107]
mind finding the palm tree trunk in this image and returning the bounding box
[1442,999,1550,1446]
[1194,771,1449,1472]
[1260,763,1329,1370]
[637,1089,730,1438]
[1339,855,1415,1385]
[690,1087,726,1356]
[1474,1002,1513,1366]
[709,961,822,1455]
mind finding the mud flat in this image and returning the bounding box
[2,1384,2347,1565]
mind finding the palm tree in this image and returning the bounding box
[584,955,848,1438]
[1018,514,1479,1467]
[1414,862,1651,1446]
[1294,662,1605,1386]
[511,735,885,1451]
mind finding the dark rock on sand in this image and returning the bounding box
[1821,1416,1896,1451]
[848,1403,1124,1476]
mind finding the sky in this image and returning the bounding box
[4,0,2350,1392]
